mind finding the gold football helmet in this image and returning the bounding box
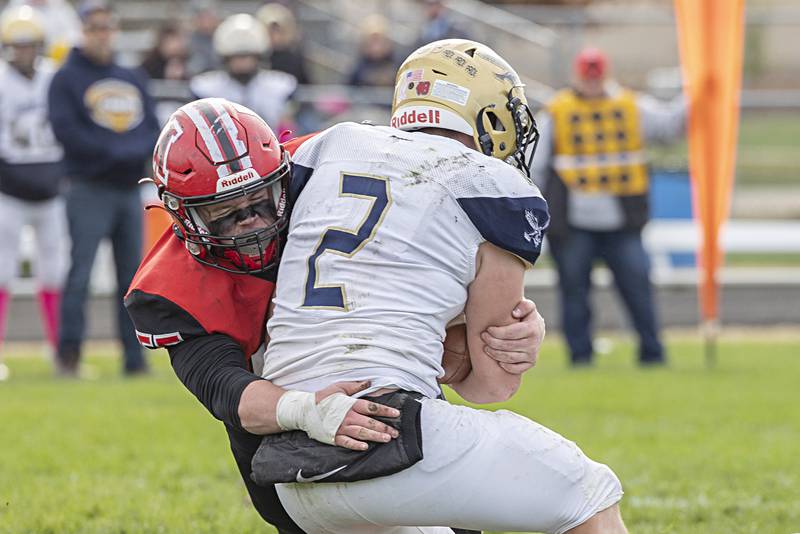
[0,5,45,46]
[391,39,539,177]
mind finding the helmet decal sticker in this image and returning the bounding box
[404,68,425,82]
[431,80,470,106]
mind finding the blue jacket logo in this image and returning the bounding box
[83,79,143,133]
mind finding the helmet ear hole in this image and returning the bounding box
[464,47,477,57]
[485,111,506,132]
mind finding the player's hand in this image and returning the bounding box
[315,381,401,451]
[481,298,545,374]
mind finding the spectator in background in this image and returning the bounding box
[0,5,67,380]
[257,3,310,85]
[48,0,160,377]
[532,47,686,367]
[190,13,297,134]
[415,0,469,48]
[8,0,81,63]
[140,22,189,81]
[347,14,396,88]
[186,0,221,76]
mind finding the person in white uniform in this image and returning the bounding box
[259,40,627,534]
[6,0,81,63]
[0,5,66,378]
[190,13,297,135]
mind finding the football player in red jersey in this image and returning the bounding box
[125,98,545,533]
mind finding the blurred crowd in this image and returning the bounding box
[0,0,684,377]
[0,0,473,377]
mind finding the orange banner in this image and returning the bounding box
[143,204,173,256]
[674,0,745,322]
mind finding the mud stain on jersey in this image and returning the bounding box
[402,152,482,187]
[406,169,428,186]
[345,344,370,353]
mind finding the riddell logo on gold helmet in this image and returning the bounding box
[391,108,441,128]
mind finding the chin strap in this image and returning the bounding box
[475,105,495,157]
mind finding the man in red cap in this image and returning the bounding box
[532,46,686,367]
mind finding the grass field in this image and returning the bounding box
[649,110,800,186]
[1,334,799,534]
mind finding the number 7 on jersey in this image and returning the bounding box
[302,173,392,310]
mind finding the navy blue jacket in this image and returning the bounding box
[48,48,160,187]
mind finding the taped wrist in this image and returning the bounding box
[275,390,358,445]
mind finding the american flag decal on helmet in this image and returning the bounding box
[135,330,184,349]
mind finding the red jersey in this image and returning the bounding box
[124,227,275,359]
[124,133,318,359]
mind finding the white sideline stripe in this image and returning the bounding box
[643,219,800,253]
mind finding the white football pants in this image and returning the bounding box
[0,192,67,288]
[276,398,623,534]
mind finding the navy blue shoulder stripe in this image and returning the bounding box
[457,195,550,266]
[289,163,315,205]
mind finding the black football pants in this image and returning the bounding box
[226,423,305,533]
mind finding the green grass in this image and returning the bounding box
[726,252,800,267]
[1,335,799,533]
[649,111,800,186]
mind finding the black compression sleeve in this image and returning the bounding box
[167,334,264,430]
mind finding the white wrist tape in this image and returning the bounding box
[275,390,358,445]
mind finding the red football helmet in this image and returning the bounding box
[151,98,290,273]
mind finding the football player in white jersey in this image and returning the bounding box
[0,5,66,378]
[257,40,627,533]
[190,13,297,135]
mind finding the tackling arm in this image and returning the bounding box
[167,334,277,430]
[449,242,526,403]
[168,333,399,449]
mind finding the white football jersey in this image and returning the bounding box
[263,122,549,398]
[190,69,297,128]
[0,59,63,165]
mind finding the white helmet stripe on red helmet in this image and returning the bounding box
[208,99,253,169]
[183,104,230,178]
[194,99,244,170]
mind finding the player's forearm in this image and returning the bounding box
[460,243,526,403]
[237,380,286,435]
[168,334,262,430]
[449,366,521,404]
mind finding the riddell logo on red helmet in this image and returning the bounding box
[391,108,441,128]
[216,167,259,192]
